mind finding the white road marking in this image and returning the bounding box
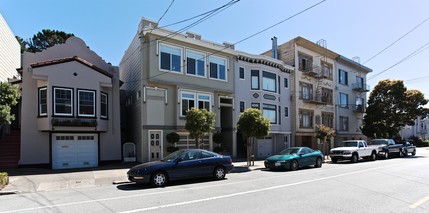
[1,162,406,213]
[409,194,429,209]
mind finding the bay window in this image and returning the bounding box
[78,89,96,117]
[101,92,108,119]
[54,87,73,116]
[263,104,277,124]
[160,44,182,72]
[39,87,47,116]
[186,50,205,77]
[209,56,226,80]
[180,91,212,116]
[262,71,276,92]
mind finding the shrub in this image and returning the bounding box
[212,132,223,145]
[0,172,8,188]
[166,132,180,144]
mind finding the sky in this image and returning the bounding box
[1,0,429,99]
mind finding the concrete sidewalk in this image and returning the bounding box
[0,161,266,195]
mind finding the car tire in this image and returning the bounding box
[384,151,389,159]
[213,166,226,180]
[331,158,338,163]
[151,171,168,187]
[351,153,358,163]
[370,152,377,161]
[399,150,404,158]
[412,149,416,156]
[403,150,408,156]
[290,160,299,171]
[315,157,322,168]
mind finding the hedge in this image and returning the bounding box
[0,172,8,188]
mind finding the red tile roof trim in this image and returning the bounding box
[30,56,113,78]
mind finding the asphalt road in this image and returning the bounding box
[1,148,429,213]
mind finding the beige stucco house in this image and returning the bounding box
[19,37,121,169]
[120,18,236,162]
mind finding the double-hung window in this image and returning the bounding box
[262,104,276,124]
[299,82,313,100]
[339,69,348,85]
[54,87,73,116]
[239,67,245,79]
[180,91,212,116]
[262,71,276,92]
[340,116,349,131]
[160,44,182,72]
[251,70,259,90]
[78,89,95,117]
[101,92,108,119]
[38,87,47,116]
[322,62,333,80]
[209,56,226,80]
[299,109,313,128]
[239,101,245,113]
[339,93,348,108]
[186,50,205,77]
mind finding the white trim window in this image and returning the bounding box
[78,89,96,117]
[340,116,349,131]
[299,109,313,128]
[263,104,277,124]
[209,56,227,81]
[160,44,182,72]
[39,87,47,116]
[340,93,348,108]
[251,70,259,90]
[186,50,205,77]
[54,87,73,116]
[101,92,108,119]
[180,91,212,116]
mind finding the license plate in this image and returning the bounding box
[275,162,281,166]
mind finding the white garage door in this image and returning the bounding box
[52,134,98,169]
[257,139,273,158]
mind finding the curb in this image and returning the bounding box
[0,190,18,195]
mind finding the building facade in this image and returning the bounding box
[0,13,20,82]
[19,37,122,169]
[120,18,236,162]
[234,50,293,159]
[400,116,429,140]
[335,56,372,144]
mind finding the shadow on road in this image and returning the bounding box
[116,177,230,191]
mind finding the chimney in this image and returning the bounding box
[271,36,278,59]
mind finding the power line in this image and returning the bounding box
[123,0,327,84]
[367,41,429,81]
[363,17,429,64]
[157,0,175,24]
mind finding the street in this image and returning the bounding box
[1,148,429,213]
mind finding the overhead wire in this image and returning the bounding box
[363,17,429,64]
[123,0,327,84]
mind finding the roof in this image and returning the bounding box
[30,56,113,78]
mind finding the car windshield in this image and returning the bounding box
[369,140,387,145]
[341,141,358,147]
[161,149,186,162]
[279,148,300,155]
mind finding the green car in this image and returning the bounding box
[264,147,324,171]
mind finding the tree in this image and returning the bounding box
[237,108,271,166]
[15,36,27,53]
[26,29,74,53]
[185,108,215,149]
[362,80,428,138]
[0,82,21,128]
[316,124,335,156]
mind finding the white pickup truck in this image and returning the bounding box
[329,140,378,163]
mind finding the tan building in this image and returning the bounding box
[120,18,236,162]
[19,37,122,169]
[264,37,371,153]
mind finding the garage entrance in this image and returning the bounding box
[52,134,98,169]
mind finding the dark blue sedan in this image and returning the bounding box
[127,149,234,187]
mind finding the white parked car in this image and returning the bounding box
[329,140,378,163]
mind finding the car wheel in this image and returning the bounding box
[412,149,416,156]
[399,150,404,158]
[370,152,377,161]
[290,160,299,171]
[151,171,168,187]
[331,158,338,163]
[213,166,226,180]
[384,151,389,159]
[403,150,408,156]
[315,157,322,168]
[351,153,358,163]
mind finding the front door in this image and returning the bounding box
[149,130,163,161]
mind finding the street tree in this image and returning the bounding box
[26,29,74,53]
[237,108,271,166]
[0,82,21,129]
[316,124,335,156]
[185,108,215,149]
[362,79,428,138]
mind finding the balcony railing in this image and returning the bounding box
[352,83,370,92]
[299,92,330,105]
[301,64,322,78]
[352,104,365,113]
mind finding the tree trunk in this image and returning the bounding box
[195,135,199,149]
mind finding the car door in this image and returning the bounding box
[298,148,312,167]
[171,150,204,180]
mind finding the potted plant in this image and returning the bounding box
[166,132,180,153]
[213,132,224,153]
